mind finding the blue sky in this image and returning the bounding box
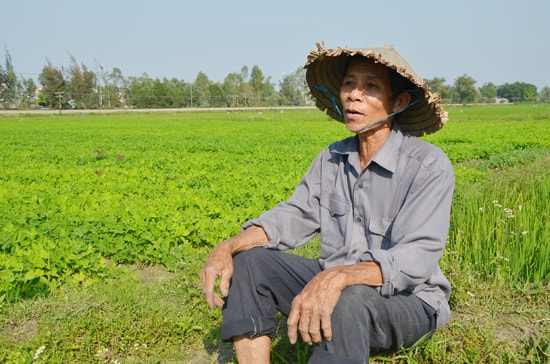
[2,0,549,90]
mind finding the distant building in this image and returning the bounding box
[494,97,509,104]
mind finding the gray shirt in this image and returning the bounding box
[243,124,455,327]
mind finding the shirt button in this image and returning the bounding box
[356,217,362,223]
[352,249,357,254]
[358,184,364,189]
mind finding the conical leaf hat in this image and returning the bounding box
[305,43,448,136]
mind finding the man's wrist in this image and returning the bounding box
[339,261,383,287]
[227,226,269,254]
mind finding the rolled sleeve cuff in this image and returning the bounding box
[360,249,396,297]
[242,218,280,249]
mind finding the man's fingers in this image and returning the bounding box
[321,313,333,342]
[219,268,232,297]
[289,297,317,345]
[307,307,322,344]
[213,295,225,308]
[287,308,299,344]
[297,310,313,345]
[200,266,219,308]
[199,241,235,309]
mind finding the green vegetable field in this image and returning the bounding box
[1,105,549,363]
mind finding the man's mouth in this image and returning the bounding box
[344,108,364,120]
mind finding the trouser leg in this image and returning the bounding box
[220,247,322,342]
[309,285,437,364]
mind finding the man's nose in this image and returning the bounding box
[347,86,363,100]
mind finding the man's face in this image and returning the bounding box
[339,58,396,133]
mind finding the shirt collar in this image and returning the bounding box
[331,123,405,174]
[371,123,404,173]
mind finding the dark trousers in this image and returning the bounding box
[221,248,436,364]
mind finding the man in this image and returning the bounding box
[200,43,454,363]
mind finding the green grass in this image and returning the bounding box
[449,158,550,284]
[1,105,549,363]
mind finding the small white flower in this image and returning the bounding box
[133,342,148,350]
[95,347,110,360]
[522,231,528,235]
[33,345,46,360]
[518,205,522,211]
[504,208,514,219]
[479,207,484,212]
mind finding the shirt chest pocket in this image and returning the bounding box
[368,217,394,250]
[319,194,350,256]
[322,193,350,217]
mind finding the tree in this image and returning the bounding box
[38,60,65,109]
[538,87,550,103]
[248,65,277,106]
[249,65,268,106]
[165,78,186,108]
[424,77,447,94]
[192,71,211,107]
[67,55,97,109]
[96,64,121,109]
[0,47,20,109]
[498,83,521,102]
[20,77,37,108]
[110,67,129,107]
[522,83,537,102]
[222,72,243,107]
[479,82,497,103]
[262,76,277,106]
[151,79,169,107]
[129,73,155,108]
[454,75,478,103]
[240,66,249,84]
[497,82,537,103]
[279,67,307,106]
[424,77,458,103]
[208,82,225,107]
[238,66,253,106]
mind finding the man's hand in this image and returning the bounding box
[200,241,234,308]
[287,262,383,345]
[287,267,344,344]
[199,226,269,309]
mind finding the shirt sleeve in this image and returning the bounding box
[242,151,324,250]
[360,155,455,297]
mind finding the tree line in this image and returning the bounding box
[1,48,549,111]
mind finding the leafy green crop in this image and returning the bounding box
[1,106,549,302]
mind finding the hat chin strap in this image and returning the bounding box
[313,84,343,118]
[351,112,395,134]
[351,90,423,134]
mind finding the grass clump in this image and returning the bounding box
[0,259,219,363]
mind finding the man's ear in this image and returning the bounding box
[394,92,411,111]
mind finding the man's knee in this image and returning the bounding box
[232,247,274,276]
[312,286,378,363]
[233,247,271,264]
[334,285,379,313]
[330,286,379,334]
